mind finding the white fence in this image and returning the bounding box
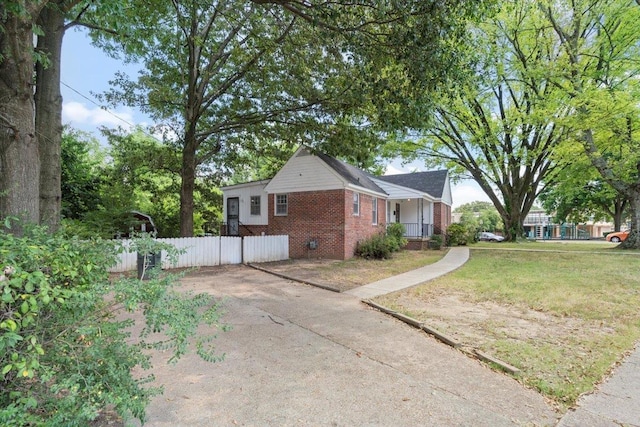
[109,235,289,273]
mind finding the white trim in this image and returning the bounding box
[353,192,360,216]
[370,178,434,201]
[372,197,378,225]
[250,195,261,216]
[221,179,271,191]
[275,194,288,216]
[344,183,387,198]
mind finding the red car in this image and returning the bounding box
[606,230,629,243]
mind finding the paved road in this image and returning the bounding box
[136,265,558,426]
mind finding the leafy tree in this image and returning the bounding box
[101,128,223,237]
[0,226,225,425]
[2,0,119,232]
[541,0,640,248]
[455,201,502,232]
[404,1,570,240]
[60,128,105,220]
[539,150,629,230]
[2,0,491,236]
[93,0,493,236]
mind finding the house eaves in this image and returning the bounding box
[316,152,388,197]
[375,170,448,199]
[370,177,434,201]
[221,179,271,191]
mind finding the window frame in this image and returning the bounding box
[372,197,378,225]
[275,194,288,216]
[353,192,360,216]
[250,195,261,216]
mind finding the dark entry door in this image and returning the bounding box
[395,203,401,223]
[227,197,239,236]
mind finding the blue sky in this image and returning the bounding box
[60,28,490,208]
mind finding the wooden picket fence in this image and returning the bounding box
[108,235,289,273]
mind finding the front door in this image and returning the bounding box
[395,203,401,223]
[227,197,239,236]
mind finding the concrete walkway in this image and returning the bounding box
[344,246,470,299]
[140,264,558,426]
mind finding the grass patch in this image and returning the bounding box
[474,239,640,253]
[258,249,445,292]
[373,244,640,410]
[316,249,445,289]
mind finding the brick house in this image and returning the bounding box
[221,148,452,260]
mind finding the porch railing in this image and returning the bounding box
[390,223,433,238]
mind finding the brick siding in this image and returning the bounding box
[257,189,387,260]
[433,202,451,235]
[343,190,386,259]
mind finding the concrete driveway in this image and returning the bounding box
[138,265,558,426]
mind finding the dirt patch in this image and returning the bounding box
[380,289,613,360]
[252,250,444,292]
[252,259,346,290]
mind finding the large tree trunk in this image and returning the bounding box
[0,8,42,232]
[621,190,640,249]
[502,209,525,241]
[612,198,627,232]
[179,141,197,237]
[35,5,65,232]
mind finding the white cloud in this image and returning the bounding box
[62,101,135,129]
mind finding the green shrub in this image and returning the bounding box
[429,234,443,249]
[356,224,408,259]
[385,223,408,251]
[446,223,471,246]
[356,233,392,259]
[0,225,225,426]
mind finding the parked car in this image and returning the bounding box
[606,230,629,243]
[478,232,505,242]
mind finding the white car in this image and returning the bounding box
[478,232,505,242]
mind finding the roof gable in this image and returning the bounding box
[376,170,448,198]
[317,152,386,195]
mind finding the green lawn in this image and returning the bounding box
[373,242,640,409]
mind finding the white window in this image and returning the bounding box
[275,194,288,216]
[353,192,360,216]
[372,197,378,225]
[250,196,261,215]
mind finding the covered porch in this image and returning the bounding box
[386,197,434,238]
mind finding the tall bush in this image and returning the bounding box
[0,225,225,425]
[446,223,473,246]
[385,223,408,251]
[356,224,408,259]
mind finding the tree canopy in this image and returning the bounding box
[2,0,492,235]
[399,0,570,240]
[92,0,492,236]
[539,149,629,230]
[454,201,503,233]
[541,0,640,248]
[395,0,640,247]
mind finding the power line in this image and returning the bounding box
[60,80,138,129]
[59,80,171,146]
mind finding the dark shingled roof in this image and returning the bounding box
[375,170,448,198]
[316,152,387,195]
